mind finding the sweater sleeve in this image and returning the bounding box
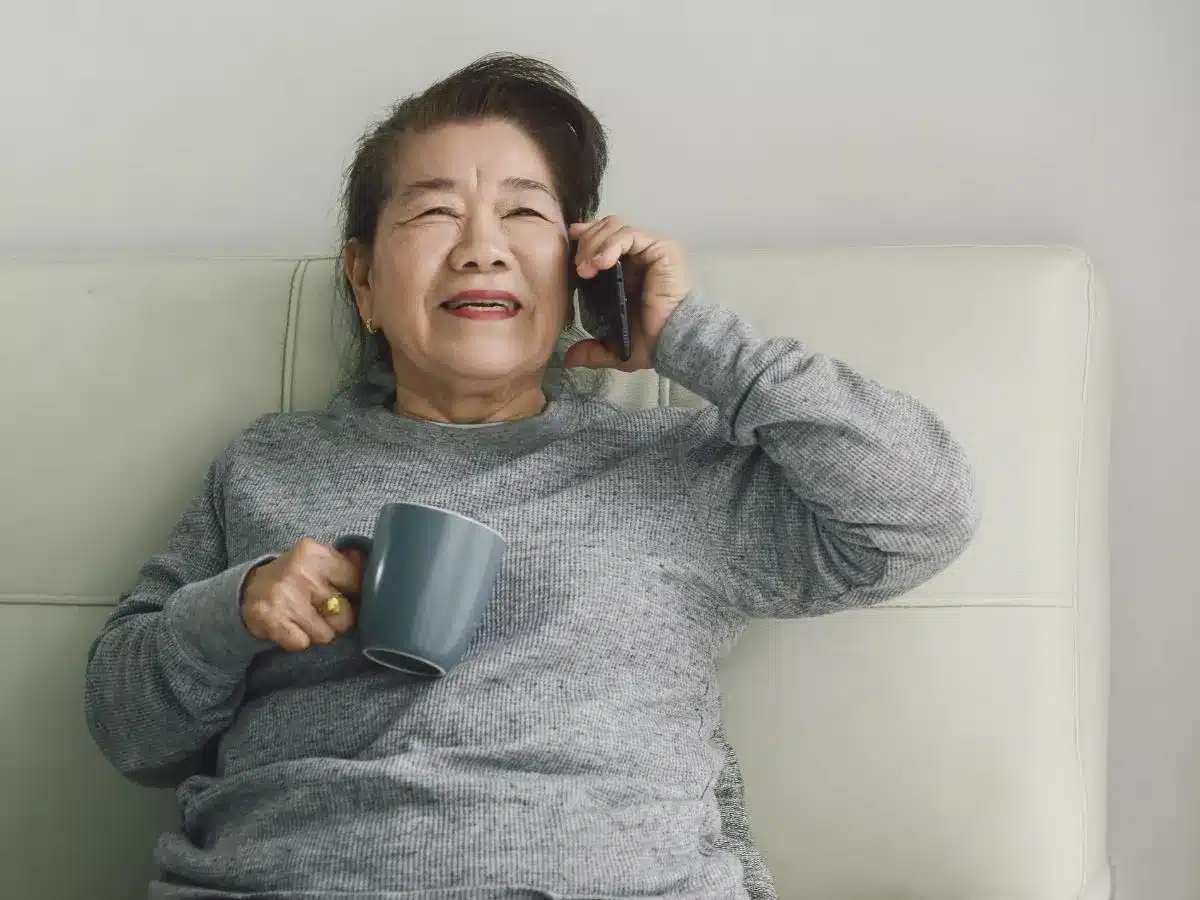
[655,295,981,618]
[84,451,275,786]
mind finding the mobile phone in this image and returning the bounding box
[575,250,633,362]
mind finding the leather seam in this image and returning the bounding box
[0,595,118,606]
[280,258,307,413]
[1070,251,1099,895]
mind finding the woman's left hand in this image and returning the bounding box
[562,218,691,372]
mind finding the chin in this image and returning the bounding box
[440,350,545,384]
[423,332,557,386]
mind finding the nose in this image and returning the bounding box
[448,212,511,272]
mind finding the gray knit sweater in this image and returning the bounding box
[85,296,979,899]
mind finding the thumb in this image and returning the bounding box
[562,338,620,369]
[339,547,366,574]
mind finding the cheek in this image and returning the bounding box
[374,230,450,319]
[519,241,570,324]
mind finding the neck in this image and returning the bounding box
[391,377,548,425]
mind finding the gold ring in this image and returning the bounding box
[323,594,345,617]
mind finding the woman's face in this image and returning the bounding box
[347,119,571,391]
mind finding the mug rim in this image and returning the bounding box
[386,501,504,542]
[363,645,448,678]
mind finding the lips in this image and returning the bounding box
[440,290,521,321]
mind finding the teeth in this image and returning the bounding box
[447,300,515,311]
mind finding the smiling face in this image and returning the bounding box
[345,119,572,402]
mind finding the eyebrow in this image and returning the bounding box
[395,176,558,204]
[502,176,557,199]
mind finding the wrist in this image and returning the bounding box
[239,557,274,607]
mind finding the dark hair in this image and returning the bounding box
[339,53,608,382]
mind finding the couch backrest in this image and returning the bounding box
[0,247,1111,899]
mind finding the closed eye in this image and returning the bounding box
[506,207,546,219]
[417,207,457,218]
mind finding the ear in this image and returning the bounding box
[343,240,374,322]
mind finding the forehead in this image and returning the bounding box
[391,119,556,190]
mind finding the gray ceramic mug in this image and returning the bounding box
[334,503,505,677]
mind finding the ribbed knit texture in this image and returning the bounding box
[85,296,979,899]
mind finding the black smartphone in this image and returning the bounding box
[576,252,633,362]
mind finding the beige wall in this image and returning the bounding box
[3,1,1197,896]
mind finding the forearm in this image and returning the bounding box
[657,296,979,608]
[84,558,270,783]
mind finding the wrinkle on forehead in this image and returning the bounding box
[396,173,558,206]
[393,120,557,197]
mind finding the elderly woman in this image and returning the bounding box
[85,54,979,900]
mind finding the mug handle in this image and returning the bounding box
[333,534,373,559]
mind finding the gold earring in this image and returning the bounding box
[364,317,376,334]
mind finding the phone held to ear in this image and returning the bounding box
[575,247,633,362]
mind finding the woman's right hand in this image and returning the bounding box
[240,539,363,651]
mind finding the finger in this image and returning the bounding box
[272,620,312,653]
[582,227,662,279]
[588,225,641,275]
[562,338,622,370]
[329,602,357,634]
[624,235,677,271]
[313,588,357,634]
[338,546,366,573]
[568,219,610,244]
[293,602,339,646]
[573,217,625,275]
[571,218,616,275]
[304,542,366,598]
[289,545,359,636]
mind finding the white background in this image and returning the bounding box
[3,1,1198,896]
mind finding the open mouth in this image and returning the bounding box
[440,299,521,313]
[440,292,522,319]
